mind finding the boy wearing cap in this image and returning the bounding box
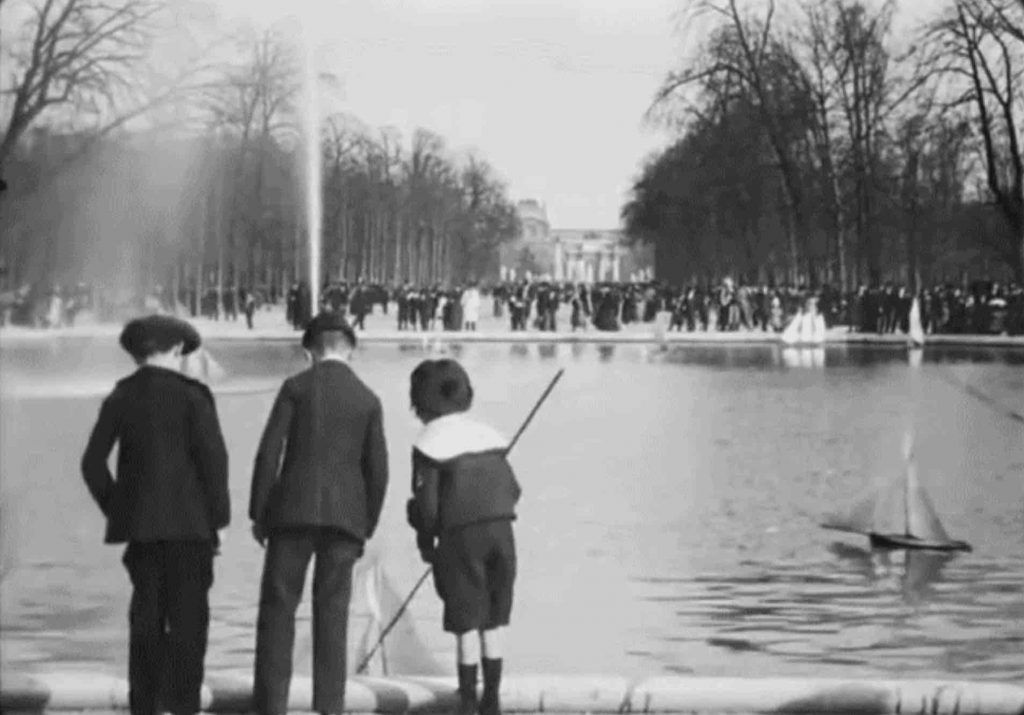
[406,359,521,715]
[81,315,230,715]
[249,311,389,715]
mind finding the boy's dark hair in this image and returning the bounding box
[410,360,435,411]
[302,311,357,353]
[308,327,356,354]
[119,315,201,362]
[410,359,473,419]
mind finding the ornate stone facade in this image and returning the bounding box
[498,200,654,283]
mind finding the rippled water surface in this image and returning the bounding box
[1,338,1022,681]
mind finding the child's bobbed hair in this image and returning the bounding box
[410,359,474,420]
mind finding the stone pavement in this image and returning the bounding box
[2,671,1024,714]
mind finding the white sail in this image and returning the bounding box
[798,312,815,344]
[822,470,905,535]
[781,310,826,346]
[908,296,925,347]
[781,312,802,345]
[350,558,444,676]
[810,313,827,344]
[822,489,878,534]
[905,459,953,542]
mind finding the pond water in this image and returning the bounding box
[1,338,1022,682]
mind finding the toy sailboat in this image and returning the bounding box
[907,296,925,348]
[822,433,971,552]
[781,309,826,346]
[349,556,445,676]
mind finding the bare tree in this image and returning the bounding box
[200,27,300,303]
[929,0,1024,279]
[655,0,818,284]
[0,0,200,172]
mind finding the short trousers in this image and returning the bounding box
[432,519,516,634]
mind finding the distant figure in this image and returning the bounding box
[461,283,481,331]
[350,285,368,330]
[249,312,389,715]
[81,315,230,715]
[287,283,299,328]
[46,286,64,328]
[397,283,411,330]
[406,359,520,715]
[244,290,257,330]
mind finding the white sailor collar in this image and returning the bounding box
[414,412,508,462]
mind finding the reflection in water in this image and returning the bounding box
[633,554,1023,678]
[781,347,826,369]
[826,541,957,603]
[597,344,616,362]
[537,344,558,360]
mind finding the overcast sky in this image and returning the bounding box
[212,0,943,229]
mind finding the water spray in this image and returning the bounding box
[301,7,322,312]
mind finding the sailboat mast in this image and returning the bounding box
[904,466,911,536]
[903,431,913,537]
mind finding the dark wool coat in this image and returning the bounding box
[249,360,389,541]
[408,413,520,540]
[81,365,230,544]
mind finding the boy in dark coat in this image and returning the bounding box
[249,311,389,715]
[81,314,230,715]
[406,359,521,715]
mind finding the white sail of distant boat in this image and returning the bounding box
[808,311,827,344]
[822,431,970,552]
[780,311,803,345]
[908,296,925,348]
[781,310,826,346]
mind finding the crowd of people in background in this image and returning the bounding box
[3,276,1023,337]
[379,278,1024,337]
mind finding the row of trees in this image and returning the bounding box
[0,0,519,300]
[623,0,1024,289]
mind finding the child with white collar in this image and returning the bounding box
[406,359,521,715]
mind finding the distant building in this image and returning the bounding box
[498,200,654,283]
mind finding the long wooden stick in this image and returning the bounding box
[355,368,565,674]
[933,368,1024,424]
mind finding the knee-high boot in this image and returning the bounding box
[457,664,478,715]
[480,658,503,715]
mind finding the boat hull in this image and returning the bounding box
[869,532,972,552]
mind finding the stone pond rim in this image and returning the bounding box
[2,673,1023,714]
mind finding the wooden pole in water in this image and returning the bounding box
[355,368,566,674]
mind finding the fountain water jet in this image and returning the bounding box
[301,10,323,313]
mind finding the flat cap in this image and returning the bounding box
[119,314,201,359]
[301,310,357,351]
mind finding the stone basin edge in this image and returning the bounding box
[2,326,1024,347]
[1,672,1023,714]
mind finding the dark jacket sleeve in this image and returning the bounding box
[249,382,294,524]
[361,398,389,538]
[190,386,231,530]
[411,448,441,537]
[81,393,120,516]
